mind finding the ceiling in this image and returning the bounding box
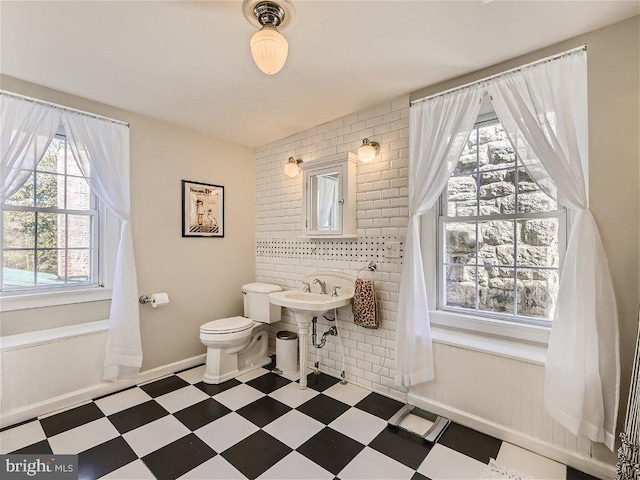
[1,1,638,148]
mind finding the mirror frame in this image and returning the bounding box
[300,152,357,238]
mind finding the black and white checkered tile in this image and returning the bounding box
[0,359,599,480]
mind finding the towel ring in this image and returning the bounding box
[357,262,377,278]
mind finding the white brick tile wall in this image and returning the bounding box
[255,95,410,399]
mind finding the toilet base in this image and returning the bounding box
[203,354,271,384]
[202,328,271,384]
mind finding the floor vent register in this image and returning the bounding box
[387,405,450,443]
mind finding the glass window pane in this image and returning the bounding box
[457,125,478,174]
[3,211,35,248]
[483,141,516,170]
[458,128,486,170]
[3,250,35,288]
[438,117,564,324]
[478,123,515,171]
[36,249,64,286]
[67,158,84,177]
[67,146,90,178]
[517,270,559,319]
[517,218,560,268]
[35,172,63,208]
[66,148,87,178]
[37,138,65,174]
[5,173,35,207]
[37,213,64,249]
[445,265,476,309]
[454,147,477,176]
[66,176,90,210]
[66,249,91,283]
[479,169,515,215]
[479,267,515,314]
[517,168,557,213]
[461,128,477,155]
[478,220,514,266]
[444,222,476,265]
[68,215,91,248]
[446,175,477,217]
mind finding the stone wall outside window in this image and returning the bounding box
[442,122,561,320]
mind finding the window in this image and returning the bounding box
[437,117,565,326]
[1,130,101,292]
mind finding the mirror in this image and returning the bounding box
[311,171,340,232]
[301,152,356,238]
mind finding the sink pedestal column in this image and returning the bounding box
[297,324,309,389]
[293,311,316,389]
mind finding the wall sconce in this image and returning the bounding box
[284,156,302,177]
[357,138,380,163]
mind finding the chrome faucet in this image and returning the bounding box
[331,285,342,297]
[302,281,311,293]
[313,278,327,295]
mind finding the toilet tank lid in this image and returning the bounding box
[242,283,282,294]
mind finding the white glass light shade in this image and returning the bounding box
[284,158,300,177]
[358,143,377,163]
[250,25,289,75]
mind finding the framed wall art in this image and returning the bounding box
[182,180,224,238]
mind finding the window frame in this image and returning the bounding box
[423,114,569,344]
[0,132,118,312]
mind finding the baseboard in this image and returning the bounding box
[407,393,615,480]
[1,354,206,428]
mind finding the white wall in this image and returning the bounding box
[0,75,257,372]
[256,96,410,400]
[255,16,639,476]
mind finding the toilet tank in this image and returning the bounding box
[242,283,282,323]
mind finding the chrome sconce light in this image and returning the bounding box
[242,0,296,75]
[284,156,302,177]
[357,138,380,163]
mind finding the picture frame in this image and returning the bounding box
[182,180,224,238]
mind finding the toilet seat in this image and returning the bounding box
[200,316,254,335]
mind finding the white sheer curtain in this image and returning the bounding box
[1,94,61,201]
[488,50,620,449]
[63,111,141,381]
[395,84,484,387]
[1,94,60,400]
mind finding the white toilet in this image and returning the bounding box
[200,282,282,384]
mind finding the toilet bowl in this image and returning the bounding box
[200,283,281,384]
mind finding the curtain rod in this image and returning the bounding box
[411,45,587,106]
[0,90,130,127]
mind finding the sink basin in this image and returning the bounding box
[269,271,356,390]
[269,291,352,314]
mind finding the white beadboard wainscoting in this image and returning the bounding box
[408,339,615,479]
[0,321,205,428]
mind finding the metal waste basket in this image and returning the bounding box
[276,330,298,374]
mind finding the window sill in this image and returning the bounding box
[0,286,112,312]
[430,310,548,366]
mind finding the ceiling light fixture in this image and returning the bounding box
[242,0,295,75]
[357,138,380,163]
[284,157,302,177]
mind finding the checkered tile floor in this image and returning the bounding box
[1,358,599,480]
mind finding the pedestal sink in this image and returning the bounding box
[269,272,356,389]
